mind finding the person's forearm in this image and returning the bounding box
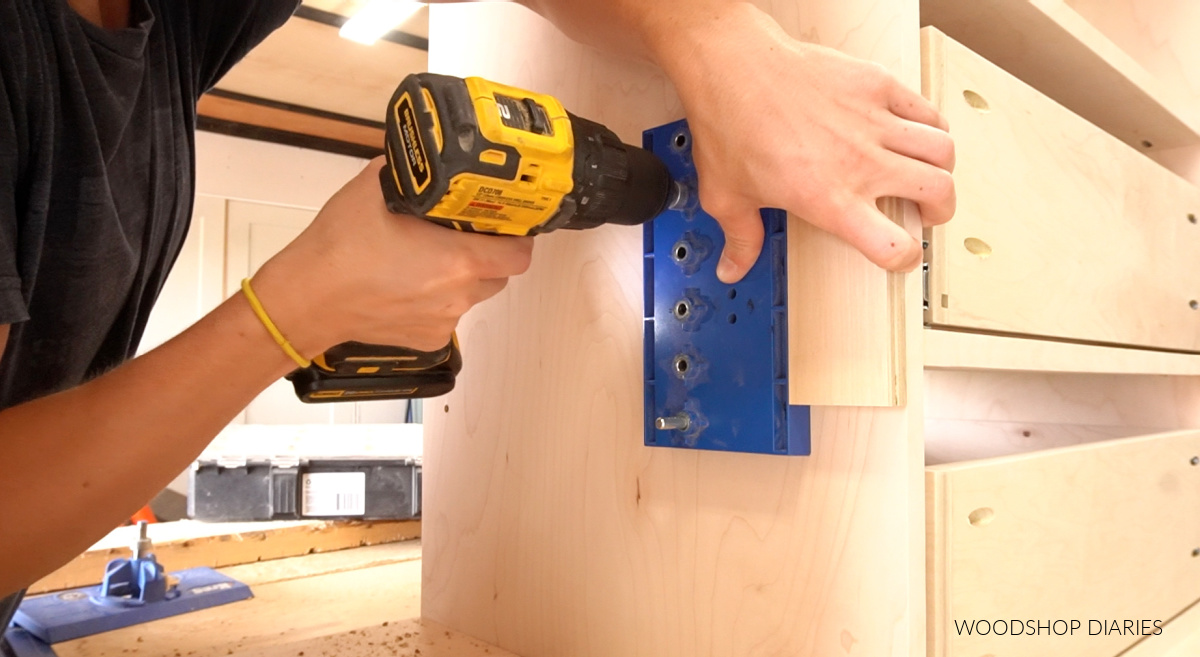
[0,293,292,596]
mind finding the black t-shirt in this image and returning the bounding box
[0,0,299,410]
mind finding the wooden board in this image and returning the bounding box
[1061,0,1200,110]
[214,13,427,122]
[926,430,1200,657]
[52,542,434,657]
[197,93,385,152]
[1062,0,1200,187]
[924,329,1200,376]
[921,0,1200,153]
[926,369,1200,430]
[922,27,1200,353]
[421,2,925,656]
[924,417,1153,466]
[30,519,420,594]
[1124,599,1200,657]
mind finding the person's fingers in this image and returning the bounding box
[825,200,923,271]
[876,154,957,228]
[887,81,949,131]
[881,119,956,172]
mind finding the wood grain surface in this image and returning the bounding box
[421,2,926,656]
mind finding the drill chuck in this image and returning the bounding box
[536,113,675,233]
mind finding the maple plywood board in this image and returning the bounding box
[924,328,1200,376]
[30,519,420,594]
[54,544,425,657]
[421,2,925,656]
[927,430,1200,657]
[1062,0,1200,110]
[1124,599,1200,657]
[921,0,1200,153]
[215,15,426,121]
[922,28,1200,352]
[925,369,1200,430]
[1060,0,1200,186]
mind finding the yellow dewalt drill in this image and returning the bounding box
[287,73,684,403]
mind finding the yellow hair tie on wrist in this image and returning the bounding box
[241,277,312,368]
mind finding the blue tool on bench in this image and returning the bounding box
[5,522,252,655]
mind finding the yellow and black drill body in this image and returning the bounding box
[287,73,681,403]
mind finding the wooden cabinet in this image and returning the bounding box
[416,2,1200,657]
[923,27,1200,352]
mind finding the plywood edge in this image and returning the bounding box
[924,328,1200,375]
[925,429,1200,474]
[30,519,421,593]
[920,28,951,329]
[1121,597,1200,657]
[925,469,952,657]
[921,0,1200,152]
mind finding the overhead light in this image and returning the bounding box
[339,0,423,45]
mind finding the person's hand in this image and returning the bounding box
[651,3,956,283]
[250,158,534,355]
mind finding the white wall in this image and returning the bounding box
[195,131,369,210]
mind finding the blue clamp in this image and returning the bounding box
[94,521,173,607]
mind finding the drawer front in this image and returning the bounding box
[922,28,1200,352]
[926,430,1200,657]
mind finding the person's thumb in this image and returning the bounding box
[714,208,766,284]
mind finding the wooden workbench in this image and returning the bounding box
[47,540,512,657]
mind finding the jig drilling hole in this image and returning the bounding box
[728,314,738,324]
[673,356,691,375]
[968,507,995,527]
[962,90,990,112]
[674,301,691,319]
[672,132,689,150]
[964,237,992,258]
[1191,300,1199,311]
[728,289,737,300]
[674,244,689,261]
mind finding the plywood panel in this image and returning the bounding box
[1062,0,1200,108]
[197,93,385,149]
[927,430,1200,657]
[54,544,427,657]
[921,0,1200,153]
[30,519,420,594]
[214,15,426,121]
[925,370,1200,430]
[924,328,1200,376]
[421,2,925,656]
[922,28,1200,352]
